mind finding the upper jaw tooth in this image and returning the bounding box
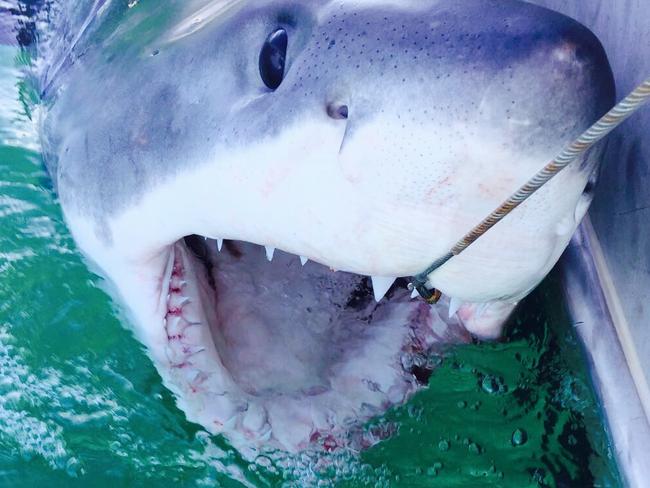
[216,239,223,251]
[265,246,275,261]
[299,256,308,266]
[371,276,396,302]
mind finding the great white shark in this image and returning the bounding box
[36,0,614,452]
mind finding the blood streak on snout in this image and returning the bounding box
[478,175,517,200]
[425,175,452,205]
[260,161,294,198]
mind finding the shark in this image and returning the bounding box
[37,0,614,452]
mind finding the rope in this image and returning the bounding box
[410,77,650,299]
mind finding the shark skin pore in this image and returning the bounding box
[38,0,614,452]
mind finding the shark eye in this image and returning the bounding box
[259,28,288,90]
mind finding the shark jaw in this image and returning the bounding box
[54,117,530,454]
[53,115,537,454]
[152,234,471,453]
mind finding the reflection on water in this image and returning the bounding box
[0,3,620,486]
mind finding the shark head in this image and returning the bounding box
[39,0,614,451]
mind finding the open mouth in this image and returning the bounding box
[160,236,471,452]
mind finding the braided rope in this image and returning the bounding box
[411,77,650,296]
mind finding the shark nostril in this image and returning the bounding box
[327,102,349,120]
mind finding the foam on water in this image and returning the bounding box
[0,327,68,469]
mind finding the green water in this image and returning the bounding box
[0,43,620,486]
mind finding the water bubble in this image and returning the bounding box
[65,457,81,477]
[437,439,449,452]
[511,428,527,446]
[256,456,272,468]
[481,374,507,394]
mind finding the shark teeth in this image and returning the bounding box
[242,403,267,432]
[164,345,183,364]
[184,368,202,383]
[448,297,462,318]
[265,246,275,261]
[259,427,272,442]
[195,237,421,305]
[475,302,489,317]
[183,345,206,357]
[371,276,396,302]
[168,294,190,310]
[166,316,185,336]
[170,275,186,290]
[223,414,239,430]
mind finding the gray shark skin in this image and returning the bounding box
[36,0,615,453]
[42,0,613,217]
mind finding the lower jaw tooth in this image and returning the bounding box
[166,316,188,337]
[165,345,183,365]
[184,368,202,383]
[259,427,272,442]
[448,297,462,318]
[242,403,267,432]
[183,345,205,357]
[223,414,239,430]
[476,302,490,317]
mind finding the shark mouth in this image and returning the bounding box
[159,236,471,452]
